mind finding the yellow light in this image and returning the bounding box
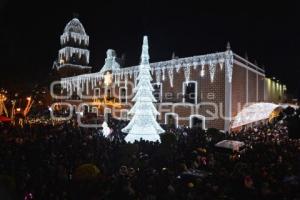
[92,98,122,109]
[16,108,21,112]
[27,97,31,101]
[0,94,7,101]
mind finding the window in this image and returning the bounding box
[104,108,112,121]
[94,88,100,98]
[152,83,162,102]
[105,87,112,99]
[183,81,197,104]
[192,117,202,128]
[165,113,178,128]
[83,104,89,114]
[119,87,127,103]
[189,115,205,129]
[91,107,98,115]
[120,109,128,121]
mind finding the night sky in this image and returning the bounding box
[0,1,299,97]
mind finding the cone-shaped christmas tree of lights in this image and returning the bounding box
[122,36,165,143]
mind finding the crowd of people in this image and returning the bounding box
[0,108,299,200]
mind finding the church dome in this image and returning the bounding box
[64,18,86,35]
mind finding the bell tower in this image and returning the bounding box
[53,18,92,78]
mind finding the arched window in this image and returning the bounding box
[119,87,127,103]
[120,109,129,121]
[104,107,112,121]
[152,82,162,102]
[189,115,205,129]
[91,107,98,116]
[80,104,89,115]
[94,88,100,98]
[165,113,179,128]
[105,87,112,100]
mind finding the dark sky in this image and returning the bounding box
[0,0,299,96]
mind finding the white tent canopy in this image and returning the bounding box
[278,103,299,110]
[215,140,245,151]
[231,103,279,129]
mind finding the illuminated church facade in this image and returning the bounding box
[53,18,286,131]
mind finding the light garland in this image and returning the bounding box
[60,40,235,96]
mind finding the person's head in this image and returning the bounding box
[119,166,128,176]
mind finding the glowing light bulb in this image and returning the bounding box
[200,69,205,77]
[104,72,112,86]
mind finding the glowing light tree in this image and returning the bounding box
[122,36,165,143]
